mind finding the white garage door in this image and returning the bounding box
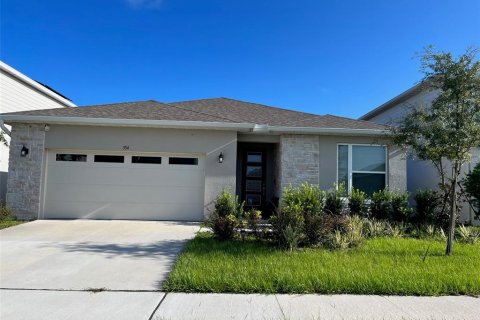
[42,150,205,221]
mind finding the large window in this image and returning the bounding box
[338,144,387,196]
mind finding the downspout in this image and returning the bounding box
[0,118,11,136]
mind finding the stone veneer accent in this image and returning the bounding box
[388,146,407,192]
[279,135,320,191]
[6,124,45,220]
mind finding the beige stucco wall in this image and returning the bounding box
[44,125,238,218]
[317,135,406,192]
[278,134,406,194]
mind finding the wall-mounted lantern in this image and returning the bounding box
[218,152,224,164]
[20,145,29,157]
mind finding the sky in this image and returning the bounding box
[1,0,479,118]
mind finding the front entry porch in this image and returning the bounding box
[236,142,279,218]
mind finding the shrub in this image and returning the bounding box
[214,189,244,218]
[209,214,239,241]
[270,203,305,249]
[363,218,388,238]
[324,183,346,216]
[208,190,243,240]
[386,222,406,238]
[464,162,480,219]
[345,215,364,246]
[0,202,14,221]
[245,209,262,240]
[456,225,480,244]
[414,189,440,223]
[371,189,411,222]
[390,191,411,221]
[282,183,325,217]
[414,189,449,228]
[323,215,364,249]
[304,214,324,247]
[282,225,303,251]
[348,188,368,217]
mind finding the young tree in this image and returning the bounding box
[391,46,480,255]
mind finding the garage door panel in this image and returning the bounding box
[46,166,204,187]
[44,201,202,221]
[43,150,205,221]
[45,184,204,203]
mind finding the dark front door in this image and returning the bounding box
[242,150,266,211]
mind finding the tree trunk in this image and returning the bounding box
[445,163,459,256]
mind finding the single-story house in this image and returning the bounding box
[360,83,480,225]
[0,60,76,203]
[0,98,406,221]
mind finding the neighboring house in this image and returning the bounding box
[360,83,480,224]
[0,98,406,221]
[0,61,76,203]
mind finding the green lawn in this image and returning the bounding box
[163,233,480,296]
[0,220,26,229]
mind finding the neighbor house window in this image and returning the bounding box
[169,157,198,165]
[56,154,87,162]
[337,144,387,196]
[132,156,162,164]
[94,155,124,163]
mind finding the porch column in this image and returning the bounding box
[278,134,320,193]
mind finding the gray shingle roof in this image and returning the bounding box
[1,98,386,130]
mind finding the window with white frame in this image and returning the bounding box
[337,144,387,196]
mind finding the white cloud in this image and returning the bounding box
[125,0,163,9]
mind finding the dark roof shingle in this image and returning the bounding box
[1,98,386,130]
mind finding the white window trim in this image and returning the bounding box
[336,143,388,194]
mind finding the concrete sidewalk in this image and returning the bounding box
[2,290,478,320]
[153,293,480,320]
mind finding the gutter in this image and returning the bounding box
[256,125,388,136]
[0,115,256,132]
[0,115,388,136]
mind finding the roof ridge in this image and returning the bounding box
[218,97,329,119]
[79,100,160,108]
[163,101,237,123]
[173,97,329,120]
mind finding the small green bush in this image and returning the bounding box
[456,225,480,244]
[371,189,411,222]
[414,189,449,228]
[282,183,325,217]
[464,162,480,219]
[324,183,346,216]
[323,215,364,249]
[363,218,388,238]
[0,202,14,221]
[209,214,238,241]
[348,188,368,217]
[208,190,244,240]
[270,203,304,249]
[214,189,244,218]
[303,214,323,247]
[245,209,262,240]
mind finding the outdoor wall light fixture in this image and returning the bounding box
[218,152,224,163]
[21,145,29,157]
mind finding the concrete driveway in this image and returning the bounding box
[0,220,199,291]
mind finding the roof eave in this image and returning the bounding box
[0,115,255,132]
[264,126,388,136]
[359,82,426,121]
